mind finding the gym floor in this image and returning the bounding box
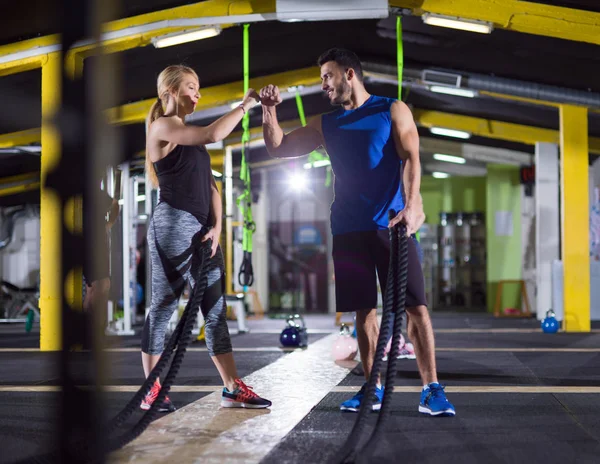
[2,313,600,464]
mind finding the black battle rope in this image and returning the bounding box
[358,221,409,461]
[105,238,212,453]
[19,238,213,464]
[334,210,409,464]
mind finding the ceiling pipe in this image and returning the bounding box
[362,61,600,109]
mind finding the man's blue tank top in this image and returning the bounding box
[321,95,404,235]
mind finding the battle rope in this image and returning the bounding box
[105,239,211,452]
[334,210,409,464]
[20,239,213,464]
[236,23,255,288]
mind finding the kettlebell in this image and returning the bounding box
[279,314,308,348]
[541,309,559,334]
[332,323,358,361]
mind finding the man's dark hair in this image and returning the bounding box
[317,48,364,82]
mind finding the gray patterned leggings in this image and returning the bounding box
[142,202,232,356]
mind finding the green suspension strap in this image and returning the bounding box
[294,89,332,187]
[236,23,255,288]
[397,15,403,101]
[396,16,420,241]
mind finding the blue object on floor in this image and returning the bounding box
[542,309,559,333]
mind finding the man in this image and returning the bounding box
[260,48,455,416]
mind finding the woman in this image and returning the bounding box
[142,65,271,412]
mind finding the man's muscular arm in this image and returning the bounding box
[388,101,426,235]
[261,85,324,158]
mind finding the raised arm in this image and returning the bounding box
[260,85,324,158]
[152,89,260,146]
[388,100,425,234]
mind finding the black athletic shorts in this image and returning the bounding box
[332,230,427,312]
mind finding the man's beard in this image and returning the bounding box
[330,81,351,106]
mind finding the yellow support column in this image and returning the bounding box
[40,53,62,351]
[560,104,590,332]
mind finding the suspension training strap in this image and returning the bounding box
[237,23,255,288]
[397,15,403,101]
[396,16,419,242]
[294,89,332,187]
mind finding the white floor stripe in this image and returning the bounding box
[436,348,600,352]
[0,347,304,353]
[331,386,600,393]
[110,333,349,464]
[4,346,600,354]
[0,386,223,393]
[4,385,600,394]
[0,348,40,352]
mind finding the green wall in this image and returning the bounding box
[485,165,522,313]
[421,171,522,313]
[421,175,487,223]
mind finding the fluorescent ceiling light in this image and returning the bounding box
[429,86,476,98]
[422,13,493,34]
[432,172,450,179]
[430,127,472,139]
[212,170,223,178]
[152,26,221,48]
[433,153,466,164]
[303,159,331,169]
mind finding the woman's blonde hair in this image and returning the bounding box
[145,65,199,188]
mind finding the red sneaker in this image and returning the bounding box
[140,380,176,412]
[221,378,272,409]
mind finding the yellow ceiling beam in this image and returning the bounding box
[0,182,40,198]
[226,110,600,156]
[0,128,42,149]
[0,172,40,197]
[0,0,275,76]
[0,56,50,78]
[108,66,320,125]
[0,35,60,66]
[3,59,600,157]
[0,67,319,147]
[3,108,599,156]
[102,0,274,32]
[3,108,600,156]
[479,91,562,108]
[414,109,600,155]
[391,0,600,45]
[480,91,599,112]
[0,172,40,186]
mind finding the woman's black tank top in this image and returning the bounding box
[153,144,213,225]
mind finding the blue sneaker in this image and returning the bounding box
[419,383,455,416]
[340,383,384,412]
